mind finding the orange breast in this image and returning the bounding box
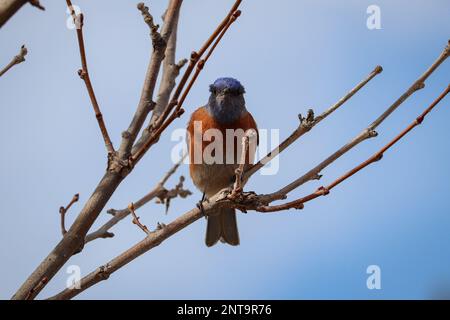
[187,107,258,167]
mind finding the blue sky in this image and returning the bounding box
[0,0,449,299]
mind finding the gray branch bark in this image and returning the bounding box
[0,0,44,28]
[0,44,27,77]
[11,0,183,300]
[118,1,183,159]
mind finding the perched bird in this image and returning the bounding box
[187,77,258,247]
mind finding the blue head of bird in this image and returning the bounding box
[207,77,246,124]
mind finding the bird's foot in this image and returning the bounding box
[196,192,209,218]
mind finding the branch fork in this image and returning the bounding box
[137,3,164,49]
[59,193,80,236]
[107,152,133,177]
[155,176,192,214]
[298,109,315,131]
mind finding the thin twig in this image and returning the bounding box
[117,0,183,159]
[46,42,449,299]
[255,84,450,212]
[46,84,448,299]
[65,0,114,155]
[155,175,192,214]
[59,194,80,236]
[152,0,243,130]
[129,203,151,235]
[84,154,188,243]
[152,7,185,121]
[12,0,185,301]
[137,2,160,41]
[131,8,241,163]
[230,130,255,198]
[159,152,186,186]
[271,42,449,198]
[244,65,383,180]
[133,4,188,153]
[47,194,219,300]
[175,10,242,117]
[0,45,27,77]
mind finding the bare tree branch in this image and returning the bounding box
[46,41,449,299]
[117,1,183,160]
[129,203,151,235]
[0,0,44,28]
[14,0,445,302]
[133,6,188,153]
[84,154,189,243]
[152,0,243,131]
[244,65,383,180]
[230,130,255,198]
[59,193,79,236]
[253,84,450,212]
[271,41,449,198]
[13,0,238,300]
[153,8,185,121]
[65,0,114,154]
[25,276,47,300]
[46,82,449,300]
[155,175,192,214]
[131,11,242,163]
[47,194,217,300]
[0,45,27,77]
[130,1,243,163]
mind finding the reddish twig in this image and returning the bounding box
[176,10,242,116]
[12,0,182,300]
[59,193,80,236]
[65,0,115,155]
[272,41,449,198]
[153,0,242,129]
[258,84,449,212]
[244,65,383,180]
[46,39,449,299]
[129,203,151,235]
[116,1,182,159]
[130,1,243,163]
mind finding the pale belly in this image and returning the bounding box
[190,163,239,198]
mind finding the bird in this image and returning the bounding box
[187,77,258,247]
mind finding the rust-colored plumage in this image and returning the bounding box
[187,105,258,246]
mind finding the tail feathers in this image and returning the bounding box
[205,214,221,247]
[220,208,240,246]
[205,207,239,247]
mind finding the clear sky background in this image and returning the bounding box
[0,0,449,299]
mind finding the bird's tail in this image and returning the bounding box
[205,207,240,247]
